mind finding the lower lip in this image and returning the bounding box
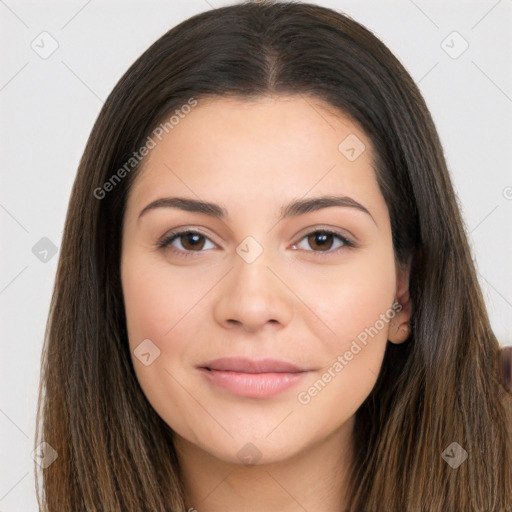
[198,368,308,398]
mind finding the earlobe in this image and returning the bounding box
[388,321,411,345]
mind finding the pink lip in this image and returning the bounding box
[197,357,309,398]
[200,357,305,373]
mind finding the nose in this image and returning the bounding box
[212,250,295,333]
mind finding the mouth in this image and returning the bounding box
[197,357,310,398]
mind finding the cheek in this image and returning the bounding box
[121,255,202,434]
[297,249,397,407]
[121,254,197,347]
[293,253,396,419]
[121,252,216,385]
[302,243,397,346]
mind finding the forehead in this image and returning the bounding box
[125,95,384,219]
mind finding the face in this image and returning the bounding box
[120,95,411,466]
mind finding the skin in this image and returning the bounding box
[120,95,412,512]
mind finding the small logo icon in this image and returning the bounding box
[441,441,468,468]
[236,442,262,467]
[32,441,58,469]
[31,31,59,59]
[134,338,161,366]
[338,134,366,161]
[236,236,263,264]
[32,237,58,263]
[441,31,469,59]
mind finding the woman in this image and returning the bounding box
[35,1,512,510]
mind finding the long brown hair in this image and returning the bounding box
[35,1,512,510]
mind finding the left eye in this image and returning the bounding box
[157,229,354,256]
[291,230,354,253]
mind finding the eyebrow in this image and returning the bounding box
[137,195,376,225]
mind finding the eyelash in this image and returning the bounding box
[156,228,356,258]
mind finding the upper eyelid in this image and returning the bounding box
[159,226,217,244]
[293,225,355,243]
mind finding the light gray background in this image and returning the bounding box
[1,0,511,509]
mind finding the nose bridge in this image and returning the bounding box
[213,236,294,331]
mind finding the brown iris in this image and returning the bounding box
[306,231,334,251]
[180,232,206,251]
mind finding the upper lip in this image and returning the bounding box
[198,357,306,373]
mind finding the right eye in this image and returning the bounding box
[157,230,217,257]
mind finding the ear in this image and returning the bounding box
[388,255,413,345]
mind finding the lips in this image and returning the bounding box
[198,357,306,373]
[197,357,310,398]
